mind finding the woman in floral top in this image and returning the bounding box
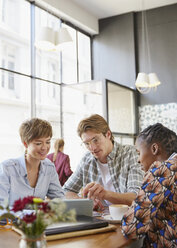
[117,123,177,248]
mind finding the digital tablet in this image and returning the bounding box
[63,198,93,217]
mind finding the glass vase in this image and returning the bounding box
[19,233,47,248]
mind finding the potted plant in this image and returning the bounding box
[0,196,76,248]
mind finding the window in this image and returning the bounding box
[35,6,61,83]
[1,0,19,31]
[0,71,31,161]
[62,81,103,168]
[1,59,5,87]
[35,79,61,143]
[78,32,91,82]
[8,61,15,90]
[0,0,31,75]
[0,0,92,170]
[0,50,16,94]
[62,24,77,84]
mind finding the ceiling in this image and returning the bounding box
[71,0,177,19]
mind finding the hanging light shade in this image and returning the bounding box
[135,72,151,94]
[148,73,161,87]
[35,27,72,52]
[135,72,149,88]
[135,72,161,94]
[135,1,161,94]
[35,27,55,51]
[55,27,72,50]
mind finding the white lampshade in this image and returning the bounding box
[135,72,161,93]
[135,4,162,94]
[135,73,149,88]
[148,73,161,87]
[135,72,150,94]
[55,28,72,50]
[35,27,55,51]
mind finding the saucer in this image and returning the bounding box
[102,214,122,224]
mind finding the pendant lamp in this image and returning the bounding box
[35,26,72,51]
[135,0,161,94]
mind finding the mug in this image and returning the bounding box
[109,204,129,220]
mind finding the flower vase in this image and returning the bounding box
[19,233,47,248]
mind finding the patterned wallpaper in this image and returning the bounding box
[139,102,177,133]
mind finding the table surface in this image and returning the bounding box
[0,224,124,248]
[0,224,144,248]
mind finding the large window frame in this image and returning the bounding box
[0,0,92,164]
[0,0,92,121]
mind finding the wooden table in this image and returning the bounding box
[0,224,143,248]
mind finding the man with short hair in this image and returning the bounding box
[63,114,144,209]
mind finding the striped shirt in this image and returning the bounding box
[63,141,144,197]
[0,156,65,206]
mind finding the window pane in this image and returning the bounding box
[0,0,93,168]
[62,81,103,170]
[0,0,30,74]
[35,79,61,143]
[0,70,31,161]
[78,32,91,82]
[62,24,77,84]
[35,7,61,83]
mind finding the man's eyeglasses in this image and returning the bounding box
[82,135,103,149]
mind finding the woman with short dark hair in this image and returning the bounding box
[0,118,64,206]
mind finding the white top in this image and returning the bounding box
[97,160,115,206]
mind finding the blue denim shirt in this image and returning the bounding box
[0,155,65,206]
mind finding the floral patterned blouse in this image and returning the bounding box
[121,154,177,248]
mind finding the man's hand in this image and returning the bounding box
[83,182,107,200]
[65,187,104,211]
[83,182,137,206]
[93,198,104,211]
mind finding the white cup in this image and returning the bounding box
[109,204,129,220]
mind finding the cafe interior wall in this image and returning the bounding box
[139,102,177,133]
[92,3,177,133]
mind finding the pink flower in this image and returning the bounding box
[22,213,36,224]
[39,202,50,213]
[12,196,35,212]
[22,196,34,207]
[12,198,24,212]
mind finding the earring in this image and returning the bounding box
[25,149,27,159]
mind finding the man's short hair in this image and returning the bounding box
[77,114,114,142]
